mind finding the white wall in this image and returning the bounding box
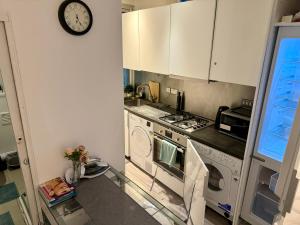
[1,0,124,183]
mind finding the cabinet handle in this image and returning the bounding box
[252,155,265,162]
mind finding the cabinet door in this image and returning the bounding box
[124,110,129,157]
[122,11,139,70]
[139,6,170,74]
[210,0,274,86]
[184,139,208,225]
[170,0,216,79]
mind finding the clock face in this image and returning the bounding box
[58,0,93,35]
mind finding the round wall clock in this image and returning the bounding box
[58,0,93,36]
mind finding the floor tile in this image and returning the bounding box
[159,208,186,225]
[153,210,182,225]
[0,199,26,225]
[105,168,129,187]
[205,207,229,225]
[0,211,14,225]
[4,169,26,194]
[123,183,160,215]
[124,160,237,225]
[124,161,188,221]
[126,181,165,210]
[0,168,28,225]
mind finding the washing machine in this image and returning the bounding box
[129,113,155,176]
[191,141,243,220]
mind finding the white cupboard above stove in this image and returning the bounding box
[169,0,216,79]
[210,0,278,86]
[122,1,298,86]
[139,5,170,74]
[122,0,216,77]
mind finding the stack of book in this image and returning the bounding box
[39,177,76,207]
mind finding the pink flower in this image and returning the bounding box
[80,155,88,164]
[65,147,74,156]
[78,145,86,152]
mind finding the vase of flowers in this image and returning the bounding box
[64,145,88,185]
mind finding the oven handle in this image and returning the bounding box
[153,134,185,153]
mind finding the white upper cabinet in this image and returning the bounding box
[139,6,171,74]
[210,0,274,86]
[122,11,140,70]
[170,0,216,79]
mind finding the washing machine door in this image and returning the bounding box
[130,125,152,166]
[203,157,232,208]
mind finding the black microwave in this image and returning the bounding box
[217,107,251,141]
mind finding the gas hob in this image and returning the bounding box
[160,113,214,133]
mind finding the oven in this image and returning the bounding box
[153,123,187,181]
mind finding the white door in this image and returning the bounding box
[139,5,170,74]
[170,0,216,79]
[184,139,208,225]
[210,0,274,86]
[130,125,152,166]
[124,110,130,157]
[0,22,38,224]
[203,157,232,206]
[122,11,140,70]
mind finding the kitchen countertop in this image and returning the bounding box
[124,99,246,160]
[41,167,185,225]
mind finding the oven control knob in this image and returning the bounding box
[159,130,163,134]
[176,138,180,142]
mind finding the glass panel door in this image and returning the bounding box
[0,75,29,225]
[0,21,34,225]
[257,38,300,162]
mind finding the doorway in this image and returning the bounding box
[0,82,28,224]
[0,20,38,225]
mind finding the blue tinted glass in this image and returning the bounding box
[257,38,300,162]
[123,69,129,87]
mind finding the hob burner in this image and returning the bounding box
[159,113,213,133]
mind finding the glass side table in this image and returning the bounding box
[40,167,186,225]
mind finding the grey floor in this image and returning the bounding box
[123,160,234,225]
[0,168,27,225]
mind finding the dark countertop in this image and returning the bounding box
[124,99,246,160]
[76,175,161,225]
[41,168,185,225]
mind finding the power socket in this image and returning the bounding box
[242,99,253,107]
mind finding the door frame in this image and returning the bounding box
[0,15,41,225]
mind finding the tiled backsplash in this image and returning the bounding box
[135,71,256,120]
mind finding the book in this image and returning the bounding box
[39,177,76,207]
[40,177,74,198]
[39,188,76,207]
[47,191,76,207]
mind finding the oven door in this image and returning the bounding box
[153,134,185,180]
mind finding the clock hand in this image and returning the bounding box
[75,14,83,26]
